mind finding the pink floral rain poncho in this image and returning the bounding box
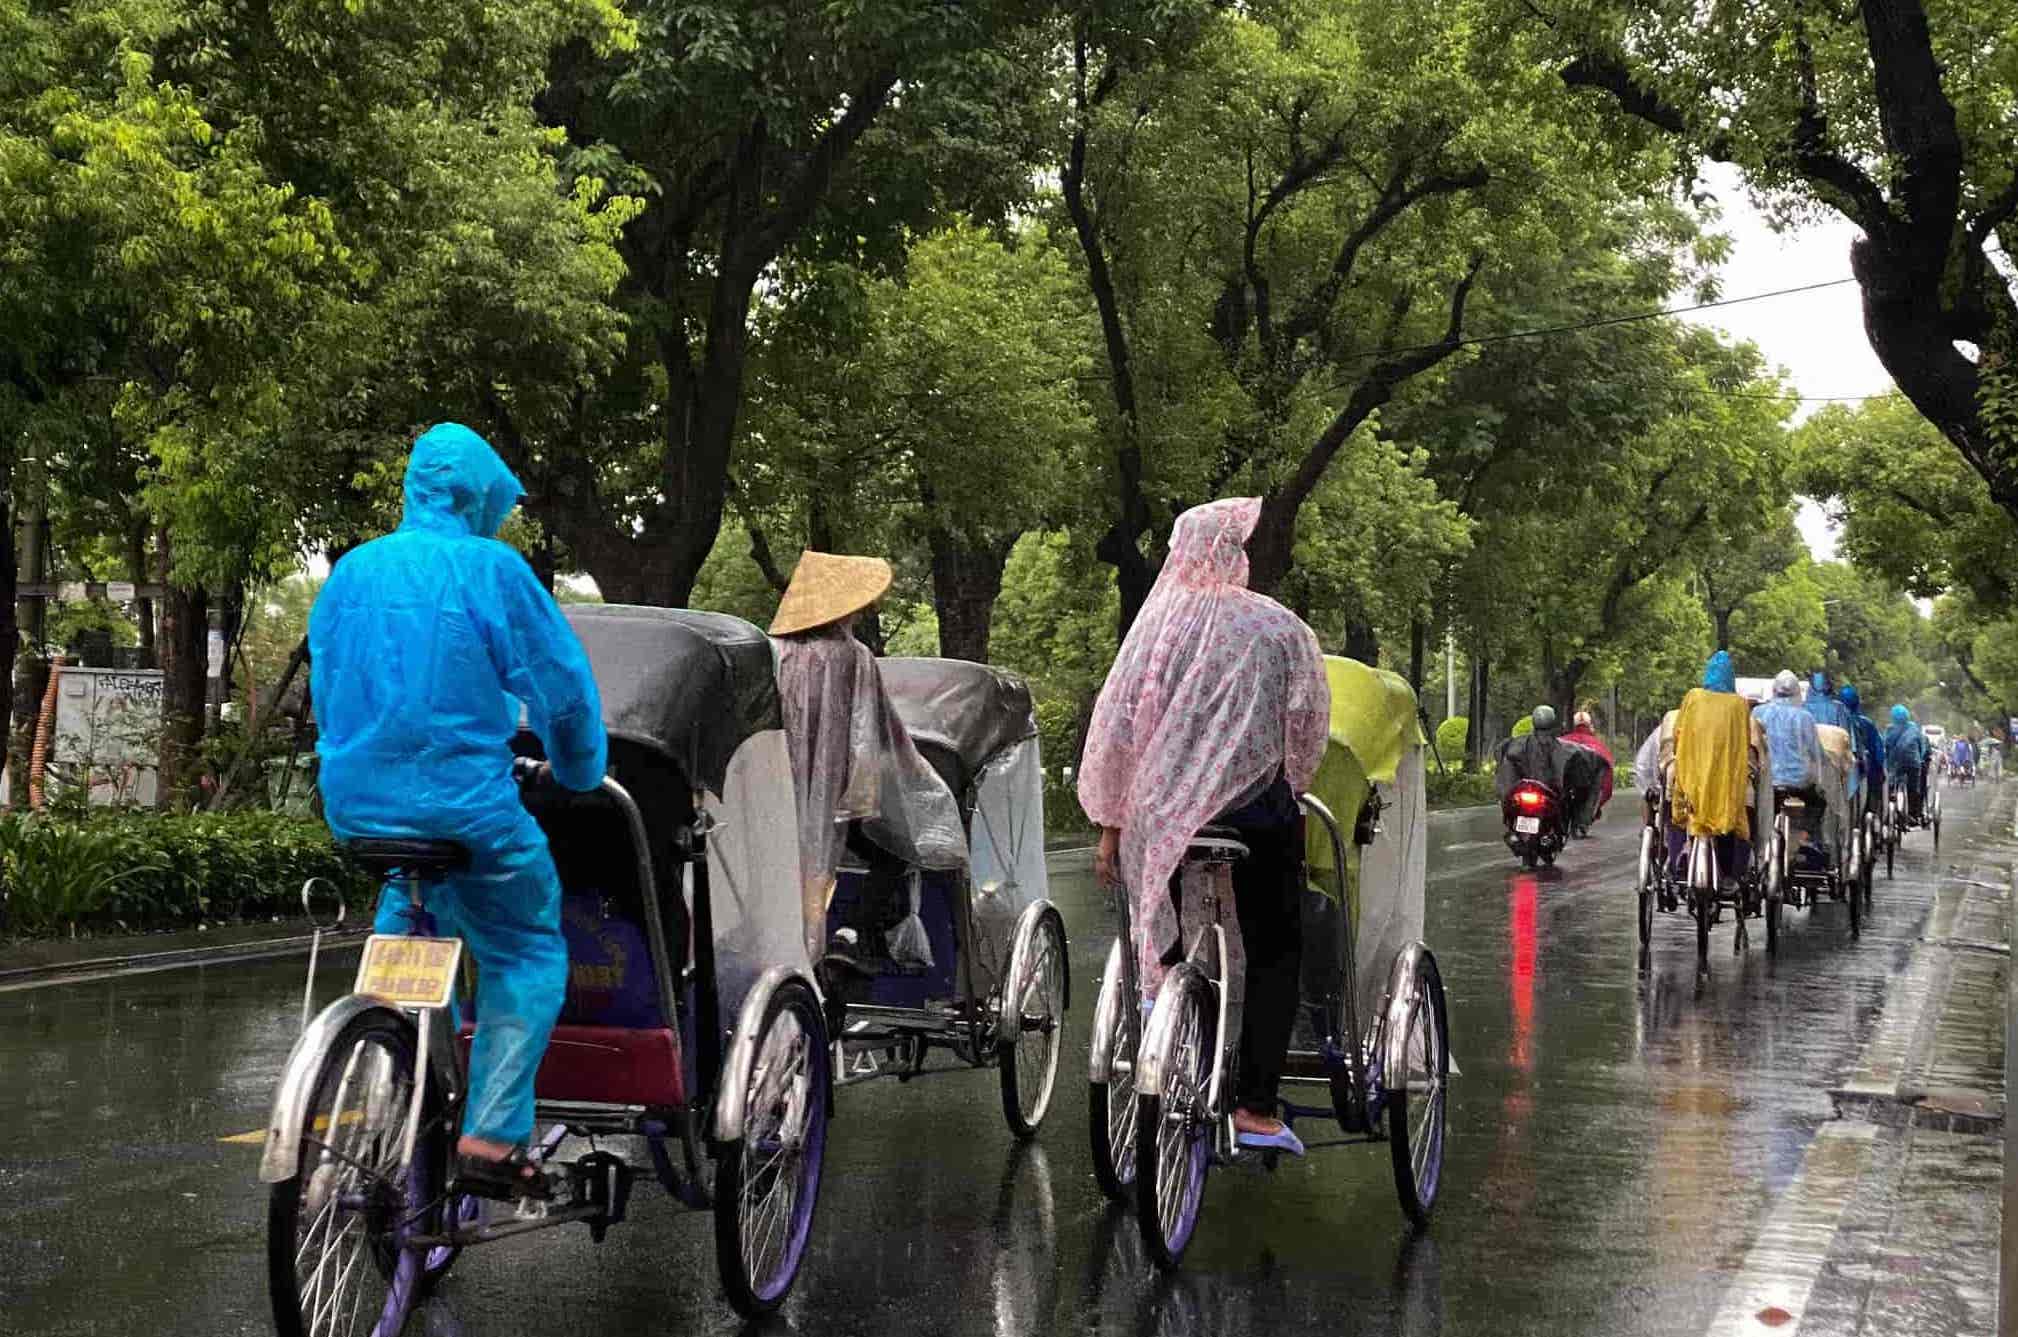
[1077,498,1329,986]
[775,623,967,961]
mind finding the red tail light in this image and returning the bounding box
[1515,787,1546,810]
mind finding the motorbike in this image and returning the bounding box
[1502,779,1567,869]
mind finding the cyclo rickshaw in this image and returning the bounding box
[260,605,833,1333]
[1882,757,1941,872]
[1634,705,1778,963]
[1086,656,1451,1267]
[1765,724,1869,946]
[820,657,1069,1136]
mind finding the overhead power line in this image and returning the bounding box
[1348,275,1862,364]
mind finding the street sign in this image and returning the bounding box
[106,581,136,602]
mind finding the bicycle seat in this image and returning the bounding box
[345,838,472,880]
[1185,826,1249,861]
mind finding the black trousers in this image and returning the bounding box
[1165,815,1304,1115]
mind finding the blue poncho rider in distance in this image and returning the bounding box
[1884,705,1929,820]
[1804,670,1862,808]
[310,423,608,1198]
[1838,684,1887,819]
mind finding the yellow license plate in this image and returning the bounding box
[354,935,462,1009]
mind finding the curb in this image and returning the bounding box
[0,927,369,988]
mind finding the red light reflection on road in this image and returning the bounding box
[1509,872,1538,1073]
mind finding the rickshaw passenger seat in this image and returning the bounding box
[1187,826,1249,861]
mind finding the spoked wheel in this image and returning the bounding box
[1000,909,1068,1139]
[1764,889,1782,954]
[1933,795,1942,850]
[1386,952,1449,1227]
[268,1009,439,1337]
[1688,839,1713,962]
[1636,827,1656,965]
[715,980,829,1319]
[1862,817,1878,909]
[1089,941,1140,1201]
[1135,970,1214,1270]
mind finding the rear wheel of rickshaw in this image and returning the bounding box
[1088,941,1140,1201]
[1688,838,1713,962]
[268,1009,441,1337]
[714,980,830,1319]
[1135,968,1214,1269]
[1862,816,1878,909]
[1764,889,1781,954]
[1000,908,1068,1138]
[1387,951,1450,1227]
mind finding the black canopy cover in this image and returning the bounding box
[562,604,780,794]
[877,657,1038,796]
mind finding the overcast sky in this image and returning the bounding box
[1675,163,1900,561]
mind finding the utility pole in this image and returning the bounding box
[1446,632,1458,721]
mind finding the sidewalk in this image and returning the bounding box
[1803,824,2013,1337]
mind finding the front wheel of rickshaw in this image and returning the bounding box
[1088,941,1140,1201]
[1000,907,1068,1139]
[714,980,830,1320]
[1387,952,1450,1227]
[268,1009,441,1337]
[1135,970,1214,1269]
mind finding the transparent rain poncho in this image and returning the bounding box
[1077,498,1329,987]
[775,623,967,963]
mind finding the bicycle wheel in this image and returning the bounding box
[1689,839,1712,962]
[1088,941,1140,1201]
[1000,909,1067,1139]
[1135,970,1214,1269]
[1636,827,1656,963]
[715,980,829,1319]
[1387,952,1449,1227]
[268,1009,438,1337]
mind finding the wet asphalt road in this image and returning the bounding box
[0,785,2000,1337]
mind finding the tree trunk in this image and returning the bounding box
[1408,616,1426,699]
[1342,619,1379,665]
[1714,606,1732,651]
[156,532,208,810]
[928,528,1016,663]
[0,495,14,805]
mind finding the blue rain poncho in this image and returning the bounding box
[1753,672,1825,790]
[311,422,608,1146]
[1839,684,1886,796]
[1804,672,1862,802]
[1884,706,1928,775]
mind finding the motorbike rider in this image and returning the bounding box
[1080,498,1329,1156]
[1560,709,1615,825]
[311,422,609,1200]
[1839,684,1888,821]
[1496,705,1569,801]
[1885,706,1930,821]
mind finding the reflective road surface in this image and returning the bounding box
[0,785,2002,1337]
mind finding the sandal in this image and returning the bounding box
[453,1146,552,1202]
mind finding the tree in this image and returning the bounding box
[1059,0,1669,629]
[1728,558,1827,675]
[1531,1,2018,528]
[1797,396,2018,605]
[527,0,1051,607]
[1698,508,1806,650]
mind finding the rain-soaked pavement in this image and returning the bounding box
[0,784,2005,1337]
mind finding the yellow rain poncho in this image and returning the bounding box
[1305,656,1424,911]
[1671,687,1757,838]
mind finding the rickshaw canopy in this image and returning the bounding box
[1301,656,1428,1027]
[877,657,1038,798]
[562,604,780,795]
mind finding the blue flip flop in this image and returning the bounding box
[1237,1123,1306,1156]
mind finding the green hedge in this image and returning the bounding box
[0,811,373,939]
[1433,715,1468,760]
[1425,767,1498,810]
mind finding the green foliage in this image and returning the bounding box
[0,811,371,938]
[1433,715,1469,760]
[1425,767,1497,810]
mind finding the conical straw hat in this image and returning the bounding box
[769,551,894,636]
